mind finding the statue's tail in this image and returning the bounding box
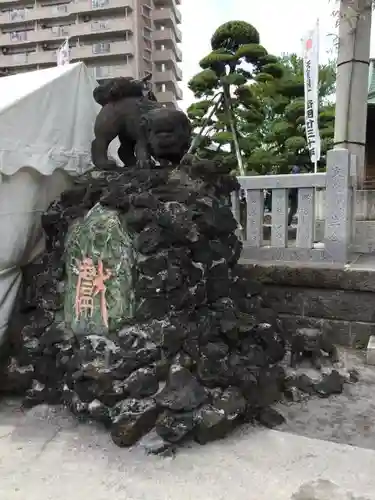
[93,77,144,106]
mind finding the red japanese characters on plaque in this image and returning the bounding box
[74,257,112,328]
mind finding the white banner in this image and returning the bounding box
[57,38,70,66]
[302,20,321,167]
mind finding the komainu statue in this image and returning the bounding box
[91,76,192,170]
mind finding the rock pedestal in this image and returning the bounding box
[1,157,288,453]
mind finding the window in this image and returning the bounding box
[9,9,26,22]
[143,27,151,39]
[92,42,110,54]
[91,20,108,31]
[51,25,70,36]
[10,31,27,41]
[91,0,109,8]
[52,4,68,14]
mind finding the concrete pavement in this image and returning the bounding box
[1,400,375,500]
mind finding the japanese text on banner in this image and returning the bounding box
[302,21,321,166]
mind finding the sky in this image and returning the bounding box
[178,0,361,110]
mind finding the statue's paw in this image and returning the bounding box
[136,159,151,169]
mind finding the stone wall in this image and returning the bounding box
[242,262,375,348]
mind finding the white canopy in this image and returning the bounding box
[0,62,100,176]
[0,62,112,347]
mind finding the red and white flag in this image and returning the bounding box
[57,38,70,66]
[302,20,321,168]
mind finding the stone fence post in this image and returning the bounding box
[324,148,355,264]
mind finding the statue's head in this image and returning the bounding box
[143,107,192,162]
[93,77,144,106]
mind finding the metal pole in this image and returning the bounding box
[334,0,372,186]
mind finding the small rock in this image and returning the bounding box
[110,398,159,447]
[349,368,360,383]
[314,370,345,397]
[155,410,195,443]
[120,367,159,398]
[193,404,233,444]
[213,387,246,420]
[294,374,317,395]
[138,429,174,456]
[155,365,208,411]
[256,407,285,428]
[87,399,112,427]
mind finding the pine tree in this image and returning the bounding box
[187,20,284,173]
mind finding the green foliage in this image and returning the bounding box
[188,69,219,98]
[187,20,283,173]
[211,21,260,51]
[235,43,267,63]
[241,53,336,172]
[188,23,336,174]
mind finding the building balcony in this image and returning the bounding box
[0,17,133,48]
[153,28,182,60]
[0,39,133,67]
[92,62,134,80]
[154,11,182,42]
[0,4,70,26]
[0,0,31,6]
[154,69,175,83]
[154,65,181,83]
[69,16,133,37]
[154,0,181,9]
[154,17,182,43]
[153,47,181,64]
[70,39,134,60]
[154,89,176,105]
[175,83,182,100]
[70,0,134,16]
[175,63,182,80]
[0,48,56,67]
[0,0,133,26]
[153,48,173,62]
[153,27,175,43]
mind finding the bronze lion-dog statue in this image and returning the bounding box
[91,75,192,170]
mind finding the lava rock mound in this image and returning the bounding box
[1,157,287,453]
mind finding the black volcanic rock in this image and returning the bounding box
[0,155,298,453]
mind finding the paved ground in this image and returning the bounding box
[1,348,375,499]
[1,400,375,500]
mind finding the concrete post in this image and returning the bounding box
[334,0,372,187]
[324,148,354,264]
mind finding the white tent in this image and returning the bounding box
[0,62,102,347]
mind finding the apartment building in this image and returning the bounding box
[0,0,183,107]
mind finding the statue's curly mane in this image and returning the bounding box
[93,77,144,106]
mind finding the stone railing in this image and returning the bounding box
[232,149,356,265]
